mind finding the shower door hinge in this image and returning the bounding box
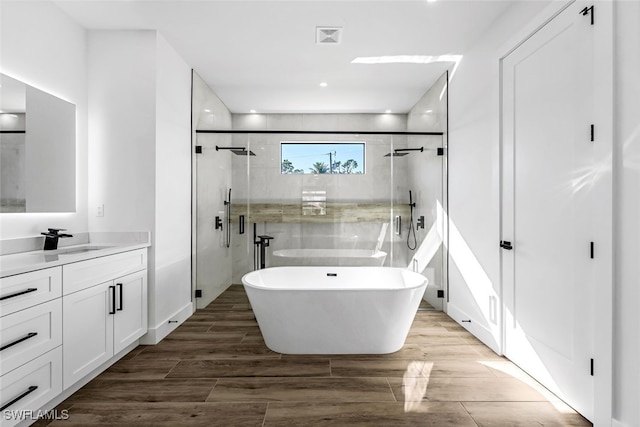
[195,145,203,154]
[580,5,594,25]
[500,240,513,250]
[437,147,444,156]
[590,358,594,376]
[590,124,595,142]
[195,289,202,298]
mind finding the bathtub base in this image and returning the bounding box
[242,267,427,354]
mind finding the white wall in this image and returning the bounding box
[88,30,192,343]
[154,35,193,329]
[0,0,88,237]
[192,71,233,308]
[613,1,640,425]
[446,1,550,352]
[87,30,156,233]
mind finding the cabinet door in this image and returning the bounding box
[113,270,147,354]
[62,282,114,389]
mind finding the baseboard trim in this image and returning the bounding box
[139,301,195,345]
[447,303,501,355]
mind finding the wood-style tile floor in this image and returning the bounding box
[41,285,591,426]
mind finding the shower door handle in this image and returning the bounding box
[395,215,402,236]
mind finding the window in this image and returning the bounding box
[281,142,365,174]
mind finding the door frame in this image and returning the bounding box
[498,1,613,424]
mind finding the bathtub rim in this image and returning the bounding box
[241,266,427,292]
[272,248,388,259]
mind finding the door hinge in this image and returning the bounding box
[195,289,202,298]
[437,147,444,156]
[590,124,595,142]
[590,358,594,376]
[195,145,203,154]
[580,5,594,25]
[590,241,595,259]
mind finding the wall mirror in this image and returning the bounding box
[0,73,76,213]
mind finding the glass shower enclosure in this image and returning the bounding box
[193,129,448,312]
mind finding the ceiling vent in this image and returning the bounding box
[316,27,342,45]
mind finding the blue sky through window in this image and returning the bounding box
[281,142,365,174]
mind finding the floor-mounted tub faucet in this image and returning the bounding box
[255,235,274,270]
[41,228,73,250]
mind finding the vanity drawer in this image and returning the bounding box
[0,347,62,427]
[0,267,62,317]
[63,249,147,295]
[0,299,62,375]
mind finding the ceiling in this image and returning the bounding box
[54,0,518,114]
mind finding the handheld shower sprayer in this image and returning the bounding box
[407,191,417,250]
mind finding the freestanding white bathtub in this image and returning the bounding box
[241,266,427,354]
[271,249,387,267]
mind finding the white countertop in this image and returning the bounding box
[0,232,151,278]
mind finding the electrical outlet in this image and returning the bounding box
[96,204,104,217]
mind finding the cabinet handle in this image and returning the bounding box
[116,283,123,311]
[0,332,38,352]
[0,288,37,301]
[109,285,116,315]
[0,385,38,411]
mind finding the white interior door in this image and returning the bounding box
[501,1,595,420]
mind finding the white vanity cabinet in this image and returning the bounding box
[62,249,147,389]
[0,238,149,426]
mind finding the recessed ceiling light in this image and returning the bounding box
[204,109,211,113]
[320,82,328,87]
[425,109,433,113]
[249,109,257,113]
[385,110,392,114]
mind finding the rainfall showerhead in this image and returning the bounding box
[216,146,256,156]
[231,149,255,156]
[383,147,423,157]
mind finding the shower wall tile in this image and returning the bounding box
[267,114,303,130]
[233,114,267,130]
[300,114,340,131]
[406,71,448,308]
[193,71,233,307]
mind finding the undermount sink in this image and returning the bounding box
[33,245,114,255]
[57,246,111,255]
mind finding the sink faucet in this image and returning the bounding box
[41,228,73,250]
